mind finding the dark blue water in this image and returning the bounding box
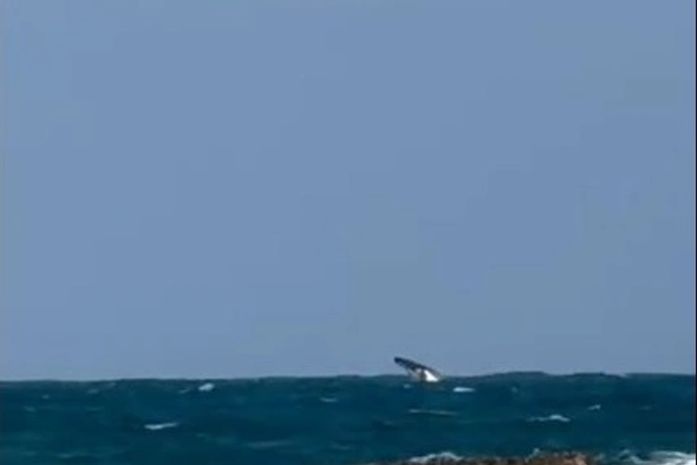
[0,373,694,464]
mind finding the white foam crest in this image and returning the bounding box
[527,414,571,423]
[646,452,696,465]
[587,404,602,411]
[615,451,696,465]
[320,397,338,403]
[144,422,179,431]
[408,451,463,463]
[198,382,215,392]
[453,386,475,393]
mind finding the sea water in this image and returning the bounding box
[0,373,694,464]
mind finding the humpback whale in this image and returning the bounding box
[394,357,443,383]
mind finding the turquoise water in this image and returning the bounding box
[0,373,694,464]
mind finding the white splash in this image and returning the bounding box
[320,397,338,403]
[144,422,179,431]
[408,452,463,463]
[588,404,602,411]
[647,452,696,465]
[617,451,697,465]
[198,382,215,392]
[528,414,571,423]
[453,386,475,393]
[423,370,440,383]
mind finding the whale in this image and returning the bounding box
[394,356,443,383]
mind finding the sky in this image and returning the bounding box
[1,1,694,380]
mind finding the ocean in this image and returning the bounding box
[0,373,694,465]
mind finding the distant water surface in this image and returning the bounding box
[0,373,694,465]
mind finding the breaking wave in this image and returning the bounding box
[527,414,571,423]
[407,451,463,463]
[144,422,179,431]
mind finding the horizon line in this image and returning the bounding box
[1,370,694,383]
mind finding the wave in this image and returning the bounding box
[453,386,475,393]
[144,422,179,431]
[603,451,696,465]
[648,452,695,465]
[198,382,215,392]
[407,451,463,463]
[527,414,571,423]
[387,451,695,465]
[627,452,696,465]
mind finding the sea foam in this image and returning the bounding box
[527,414,571,423]
[453,386,475,393]
[144,422,179,431]
[408,451,463,463]
[198,382,215,392]
[646,452,696,465]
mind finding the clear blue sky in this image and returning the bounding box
[1,1,694,380]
